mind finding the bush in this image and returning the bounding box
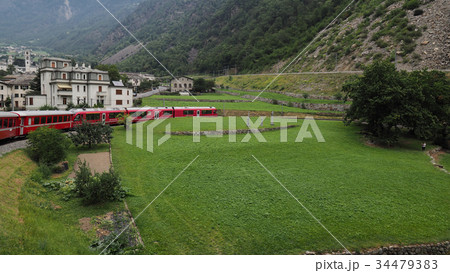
[27,127,71,166]
[39,105,59,110]
[303,93,309,100]
[70,121,113,148]
[403,0,420,10]
[334,92,343,101]
[75,161,126,205]
[272,99,278,105]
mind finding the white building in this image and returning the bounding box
[0,74,34,110]
[27,57,133,110]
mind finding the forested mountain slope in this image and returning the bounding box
[97,0,448,74]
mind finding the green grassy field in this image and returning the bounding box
[111,118,450,254]
[218,89,351,104]
[0,145,123,255]
[440,153,450,171]
[142,96,341,115]
[152,93,249,101]
[215,73,356,95]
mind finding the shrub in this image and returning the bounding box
[287,102,294,108]
[70,121,113,148]
[39,105,59,110]
[334,92,343,101]
[403,0,420,10]
[74,161,126,205]
[133,98,143,107]
[303,93,309,100]
[272,99,278,105]
[27,127,71,166]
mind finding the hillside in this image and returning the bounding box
[0,0,143,55]
[97,0,448,75]
[285,0,449,72]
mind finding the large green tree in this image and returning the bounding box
[343,61,449,146]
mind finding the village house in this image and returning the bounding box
[0,74,34,110]
[26,57,133,110]
[170,76,193,93]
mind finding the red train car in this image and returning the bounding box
[0,112,19,141]
[12,111,73,136]
[173,107,217,118]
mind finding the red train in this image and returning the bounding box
[0,106,217,141]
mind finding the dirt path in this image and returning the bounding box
[68,152,111,178]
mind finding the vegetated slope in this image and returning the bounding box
[99,0,447,75]
[98,0,354,75]
[286,0,449,72]
[0,0,143,55]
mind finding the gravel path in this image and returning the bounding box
[68,152,111,178]
[0,139,28,158]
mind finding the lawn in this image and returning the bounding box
[142,96,341,115]
[0,145,124,254]
[440,153,450,171]
[111,117,450,254]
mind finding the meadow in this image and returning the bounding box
[111,117,450,254]
[142,95,341,116]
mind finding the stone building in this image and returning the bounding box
[170,76,193,92]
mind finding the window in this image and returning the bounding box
[98,86,102,92]
[163,111,173,116]
[116,100,123,105]
[109,112,120,119]
[86,114,100,121]
[34,117,40,124]
[29,98,34,105]
[74,115,81,122]
[1,86,3,90]
[15,94,19,98]
[0,119,3,129]
[189,84,192,88]
[83,74,86,80]
[83,86,86,92]
[183,110,194,115]
[116,90,122,95]
[202,110,213,115]
[98,75,102,81]
[77,85,80,92]
[174,83,177,88]
[64,63,68,68]
[62,73,67,80]
[51,62,56,68]
[63,98,67,105]
[127,100,129,105]
[76,74,80,79]
[15,85,19,90]
[46,116,52,123]
[127,91,129,96]
[8,119,14,128]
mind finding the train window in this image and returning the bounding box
[65,116,69,122]
[46,116,52,123]
[34,117,40,124]
[74,115,81,122]
[0,119,3,128]
[8,119,14,128]
[57,116,62,122]
[202,110,212,115]
[139,112,147,118]
[183,110,194,115]
[86,114,100,121]
[109,112,122,119]
[163,111,173,116]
